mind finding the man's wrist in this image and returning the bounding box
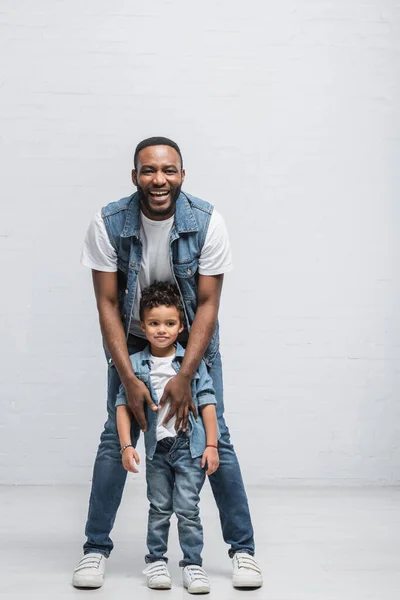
[120,371,139,386]
[178,368,194,381]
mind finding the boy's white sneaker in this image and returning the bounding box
[232,553,263,588]
[72,553,107,588]
[143,560,172,589]
[182,565,210,594]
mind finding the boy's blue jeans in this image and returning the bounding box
[145,434,205,567]
[83,336,255,559]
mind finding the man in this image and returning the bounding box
[74,137,263,589]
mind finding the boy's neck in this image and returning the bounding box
[150,343,176,358]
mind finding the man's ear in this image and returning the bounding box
[132,169,138,187]
[181,169,185,185]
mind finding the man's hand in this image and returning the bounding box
[159,373,197,432]
[201,447,219,475]
[121,446,140,473]
[124,377,158,432]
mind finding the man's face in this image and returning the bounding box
[132,145,185,220]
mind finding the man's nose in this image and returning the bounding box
[153,170,166,186]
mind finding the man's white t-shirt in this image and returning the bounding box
[149,354,178,441]
[81,206,233,336]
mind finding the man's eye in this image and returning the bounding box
[166,170,176,175]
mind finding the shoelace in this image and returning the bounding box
[235,555,261,573]
[185,566,209,583]
[75,555,102,572]
[143,562,169,580]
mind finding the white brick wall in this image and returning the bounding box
[1,0,399,484]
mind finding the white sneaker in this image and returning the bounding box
[72,553,107,588]
[143,560,172,589]
[232,553,263,588]
[182,565,210,594]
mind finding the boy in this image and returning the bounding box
[115,282,219,594]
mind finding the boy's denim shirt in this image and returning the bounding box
[115,343,219,460]
[101,191,220,367]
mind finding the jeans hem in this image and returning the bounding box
[229,548,255,559]
[145,555,168,564]
[179,559,203,568]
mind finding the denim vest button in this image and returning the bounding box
[130,260,136,267]
[187,267,192,275]
[125,288,129,294]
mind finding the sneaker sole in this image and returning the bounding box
[72,575,104,589]
[149,582,172,589]
[233,576,263,589]
[184,582,210,594]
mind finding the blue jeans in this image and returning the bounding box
[145,434,205,567]
[83,336,255,559]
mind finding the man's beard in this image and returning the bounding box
[137,184,182,218]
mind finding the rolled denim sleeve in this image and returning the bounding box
[115,383,128,407]
[196,360,217,407]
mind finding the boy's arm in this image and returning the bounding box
[200,404,218,447]
[115,386,140,473]
[200,404,219,475]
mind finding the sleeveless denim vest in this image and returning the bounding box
[101,191,220,366]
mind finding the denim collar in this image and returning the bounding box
[140,342,185,365]
[121,191,199,238]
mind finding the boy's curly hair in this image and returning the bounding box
[139,281,185,323]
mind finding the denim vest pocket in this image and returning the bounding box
[173,258,198,300]
[173,258,198,279]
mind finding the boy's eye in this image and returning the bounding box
[149,321,158,326]
[166,322,175,327]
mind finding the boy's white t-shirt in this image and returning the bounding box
[149,354,178,441]
[81,207,233,337]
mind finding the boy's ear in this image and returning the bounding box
[140,321,146,333]
[179,322,184,334]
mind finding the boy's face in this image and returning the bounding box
[140,305,184,350]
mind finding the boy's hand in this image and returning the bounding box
[121,446,140,473]
[201,446,219,476]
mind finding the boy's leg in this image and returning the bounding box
[207,352,255,557]
[82,336,145,557]
[171,436,206,567]
[145,439,175,563]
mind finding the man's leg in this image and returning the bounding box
[80,336,145,557]
[82,364,140,556]
[207,352,255,557]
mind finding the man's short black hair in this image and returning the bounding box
[134,136,183,170]
[140,281,185,323]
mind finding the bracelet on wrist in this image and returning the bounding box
[206,444,218,449]
[120,443,133,455]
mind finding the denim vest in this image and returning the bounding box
[101,191,220,366]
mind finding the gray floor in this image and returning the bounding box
[1,482,399,599]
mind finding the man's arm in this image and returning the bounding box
[92,270,157,431]
[159,273,223,430]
